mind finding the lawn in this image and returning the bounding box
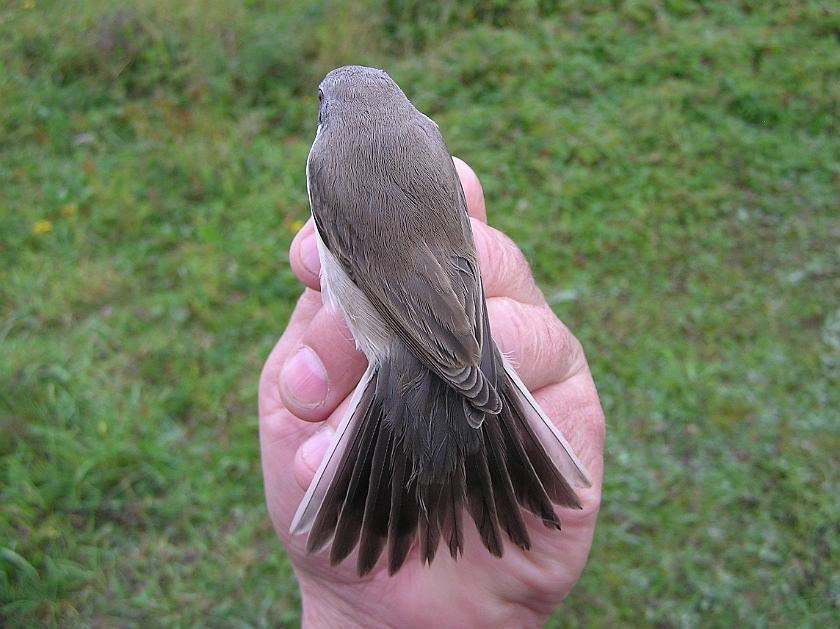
[1,0,839,627]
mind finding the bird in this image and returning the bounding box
[289,65,591,577]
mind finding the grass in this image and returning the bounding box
[1,0,839,627]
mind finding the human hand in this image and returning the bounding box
[258,158,605,629]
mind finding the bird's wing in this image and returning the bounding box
[308,119,499,413]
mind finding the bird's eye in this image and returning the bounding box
[318,89,323,103]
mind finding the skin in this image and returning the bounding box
[259,158,606,629]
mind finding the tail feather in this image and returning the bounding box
[501,354,592,490]
[501,379,583,511]
[386,446,419,575]
[356,416,393,575]
[328,406,382,565]
[483,418,532,549]
[301,370,378,555]
[440,471,465,559]
[464,444,504,558]
[418,482,443,565]
[496,402,565,529]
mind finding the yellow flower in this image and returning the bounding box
[289,219,305,233]
[32,220,53,234]
[22,0,35,8]
[60,203,77,217]
[41,526,60,539]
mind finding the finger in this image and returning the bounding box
[453,158,547,306]
[453,157,487,223]
[293,389,357,491]
[278,305,367,423]
[472,220,546,306]
[289,219,321,290]
[258,288,323,419]
[486,298,586,393]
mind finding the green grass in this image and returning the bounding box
[2,0,839,627]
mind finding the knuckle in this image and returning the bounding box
[474,223,533,296]
[488,298,584,390]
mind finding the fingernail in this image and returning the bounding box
[281,346,329,408]
[301,427,334,473]
[299,233,321,276]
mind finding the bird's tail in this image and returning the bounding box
[289,344,591,576]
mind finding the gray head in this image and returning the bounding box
[317,65,414,129]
